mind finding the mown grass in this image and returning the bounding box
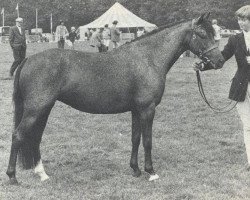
[0,39,249,200]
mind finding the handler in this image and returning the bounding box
[9,17,26,77]
[194,5,250,170]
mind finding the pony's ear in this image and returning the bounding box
[204,12,210,19]
[197,13,206,24]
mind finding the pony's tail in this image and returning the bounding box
[13,58,35,169]
[13,58,27,129]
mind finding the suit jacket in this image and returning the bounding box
[90,31,103,47]
[110,26,120,42]
[202,33,250,102]
[9,26,26,49]
[55,25,68,40]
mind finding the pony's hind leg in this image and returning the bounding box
[7,112,40,184]
[32,110,51,181]
[6,105,53,184]
[130,111,142,177]
[34,160,49,181]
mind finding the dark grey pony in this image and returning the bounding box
[7,13,225,184]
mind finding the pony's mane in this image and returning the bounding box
[125,17,215,45]
[126,19,191,44]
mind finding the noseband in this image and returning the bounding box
[197,45,218,66]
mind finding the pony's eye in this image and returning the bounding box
[196,29,207,38]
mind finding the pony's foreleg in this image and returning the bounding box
[130,111,142,177]
[140,103,159,181]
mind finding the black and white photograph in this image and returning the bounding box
[0,0,250,199]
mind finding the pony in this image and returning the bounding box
[6,13,225,184]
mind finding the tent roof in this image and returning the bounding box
[80,2,157,29]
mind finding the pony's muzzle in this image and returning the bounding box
[216,58,225,69]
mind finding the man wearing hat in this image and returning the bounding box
[9,17,26,77]
[55,20,69,49]
[110,20,121,49]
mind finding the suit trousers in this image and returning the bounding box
[111,41,119,49]
[58,39,65,49]
[236,83,250,165]
[10,46,26,76]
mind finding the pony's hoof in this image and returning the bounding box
[149,174,159,181]
[9,178,19,185]
[41,174,50,182]
[132,169,141,177]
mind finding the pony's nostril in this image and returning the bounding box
[218,59,224,64]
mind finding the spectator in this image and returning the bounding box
[90,28,105,52]
[85,29,91,40]
[55,20,69,49]
[212,19,222,47]
[103,24,111,51]
[110,20,121,49]
[137,27,145,38]
[68,27,78,49]
[9,17,26,77]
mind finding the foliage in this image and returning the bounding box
[0,0,249,32]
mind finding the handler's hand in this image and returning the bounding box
[193,62,204,71]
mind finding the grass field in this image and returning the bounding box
[0,39,250,200]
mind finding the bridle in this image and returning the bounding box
[188,20,238,113]
[189,19,219,68]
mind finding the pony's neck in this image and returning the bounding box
[146,22,191,75]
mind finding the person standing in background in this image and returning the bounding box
[90,28,105,52]
[137,27,145,38]
[103,24,111,51]
[212,19,222,47]
[110,20,121,49]
[68,27,78,50]
[9,17,26,77]
[55,20,69,49]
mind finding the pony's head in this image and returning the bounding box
[185,13,225,69]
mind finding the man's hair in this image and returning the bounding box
[212,19,217,24]
[235,5,250,20]
[16,17,23,22]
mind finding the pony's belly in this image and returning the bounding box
[58,93,132,114]
[73,101,131,114]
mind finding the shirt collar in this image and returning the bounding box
[243,30,250,37]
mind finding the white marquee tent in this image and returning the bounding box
[78,2,157,39]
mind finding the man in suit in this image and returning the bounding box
[55,20,69,49]
[9,17,26,77]
[110,20,121,49]
[195,5,250,170]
